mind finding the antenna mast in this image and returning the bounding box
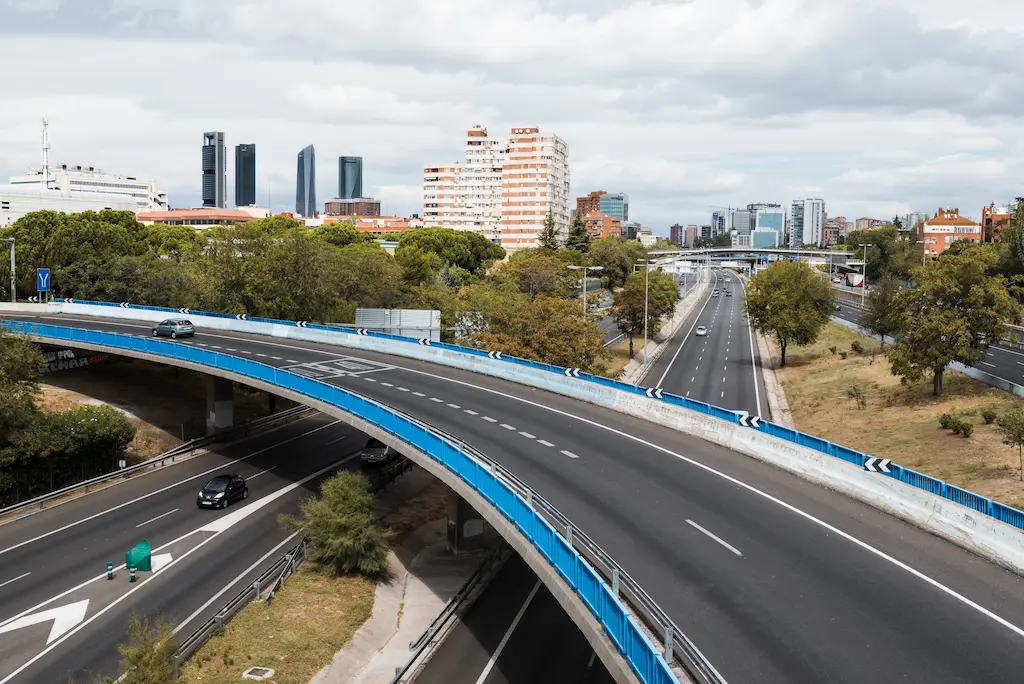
[41,117,51,190]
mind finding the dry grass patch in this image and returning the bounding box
[605,337,632,378]
[776,323,1024,509]
[380,480,449,539]
[178,571,375,684]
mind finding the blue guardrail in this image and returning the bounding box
[2,320,677,684]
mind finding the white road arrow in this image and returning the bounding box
[151,553,173,573]
[0,599,89,644]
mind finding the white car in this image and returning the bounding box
[695,326,708,337]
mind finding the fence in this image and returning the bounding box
[2,320,692,684]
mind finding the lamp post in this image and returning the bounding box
[637,258,656,371]
[4,238,14,303]
[858,242,871,308]
[567,265,604,316]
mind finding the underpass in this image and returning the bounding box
[3,312,1024,683]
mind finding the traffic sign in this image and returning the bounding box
[36,268,50,292]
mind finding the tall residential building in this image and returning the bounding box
[904,211,928,231]
[423,125,569,252]
[684,225,697,247]
[202,132,226,208]
[700,224,712,240]
[711,210,729,236]
[920,207,981,258]
[234,144,256,207]
[599,192,628,221]
[295,144,316,217]
[576,191,606,218]
[670,223,684,246]
[583,211,621,239]
[338,156,363,199]
[790,199,825,248]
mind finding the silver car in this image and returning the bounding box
[359,437,398,464]
[152,319,195,339]
[695,326,708,337]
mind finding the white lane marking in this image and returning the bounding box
[687,519,742,556]
[0,599,89,645]
[482,416,498,423]
[135,508,179,528]
[448,403,462,409]
[0,420,340,558]
[724,366,727,371]
[464,410,479,416]
[226,347,237,352]
[561,450,580,459]
[255,353,266,358]
[982,362,996,368]
[695,366,699,371]
[364,377,377,382]
[519,432,536,439]
[287,359,300,363]
[721,391,725,398]
[473,580,542,684]
[172,530,303,636]
[699,356,702,361]
[246,467,278,480]
[691,377,695,383]
[381,382,395,387]
[686,391,690,397]
[430,397,444,403]
[325,435,348,446]
[413,392,426,397]
[538,440,555,447]
[271,356,282,360]
[240,350,252,354]
[397,387,410,392]
[210,345,222,349]
[500,423,517,431]
[0,572,30,589]
[654,271,719,389]
[723,377,726,383]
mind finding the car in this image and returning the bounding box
[695,326,708,337]
[725,291,733,296]
[197,474,247,509]
[724,278,731,282]
[359,437,398,464]
[712,289,719,297]
[152,319,195,339]
[832,277,843,284]
[836,303,842,310]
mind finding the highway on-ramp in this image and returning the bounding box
[4,312,1024,683]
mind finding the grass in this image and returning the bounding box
[604,337,633,378]
[178,571,375,684]
[775,323,1024,509]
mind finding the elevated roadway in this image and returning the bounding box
[4,312,1024,683]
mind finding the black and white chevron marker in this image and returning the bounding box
[356,328,369,335]
[418,338,432,346]
[63,298,73,303]
[296,320,309,328]
[178,308,190,314]
[739,415,761,428]
[28,295,39,303]
[564,368,582,378]
[864,457,891,473]
[236,314,248,321]
[645,388,665,399]
[487,351,504,360]
[119,302,130,308]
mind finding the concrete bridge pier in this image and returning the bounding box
[446,488,489,554]
[205,376,235,434]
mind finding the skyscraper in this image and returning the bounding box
[338,156,363,199]
[235,144,256,207]
[202,132,226,208]
[789,198,825,247]
[296,144,316,217]
[711,210,729,236]
[599,192,628,221]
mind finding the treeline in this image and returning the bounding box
[0,330,136,505]
[0,210,677,373]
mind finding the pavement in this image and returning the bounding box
[5,312,1024,683]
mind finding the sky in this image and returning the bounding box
[1,0,1022,235]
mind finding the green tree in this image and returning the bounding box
[611,270,680,358]
[312,221,373,248]
[279,471,392,576]
[335,242,406,310]
[0,329,44,448]
[565,216,591,252]
[497,248,574,298]
[101,613,178,684]
[540,210,560,250]
[887,248,1020,396]
[998,407,1024,481]
[474,295,608,372]
[588,237,647,290]
[996,199,1024,275]
[396,227,505,275]
[143,224,199,262]
[846,225,918,281]
[745,260,836,366]
[859,275,900,348]
[647,238,677,252]
[395,244,445,285]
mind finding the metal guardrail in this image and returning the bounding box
[0,405,313,519]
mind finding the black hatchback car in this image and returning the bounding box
[196,474,248,509]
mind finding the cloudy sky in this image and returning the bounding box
[1,0,1022,234]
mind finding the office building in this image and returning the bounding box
[732,209,753,235]
[583,211,621,239]
[9,165,166,212]
[711,210,729,236]
[920,208,981,258]
[202,132,226,208]
[751,229,781,248]
[670,223,684,246]
[338,156,363,199]
[904,211,928,231]
[234,144,256,207]
[423,124,569,252]
[324,197,381,217]
[621,221,640,241]
[700,224,712,240]
[685,225,698,247]
[295,144,316,217]
[1,185,138,227]
[790,198,825,248]
[599,192,628,221]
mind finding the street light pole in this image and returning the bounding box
[567,265,604,317]
[858,242,870,308]
[639,259,651,370]
[4,238,14,303]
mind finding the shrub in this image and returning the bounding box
[828,345,838,355]
[956,420,974,438]
[845,385,867,409]
[839,351,848,359]
[850,340,865,354]
[982,407,998,425]
[939,413,955,430]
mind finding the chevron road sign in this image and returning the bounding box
[864,457,891,473]
[645,388,664,399]
[178,308,190,314]
[418,339,432,346]
[564,368,581,377]
[487,351,504,359]
[739,415,761,428]
[296,320,309,328]
[356,328,369,335]
[236,314,248,321]
[119,302,130,308]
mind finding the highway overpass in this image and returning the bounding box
[2,306,1024,684]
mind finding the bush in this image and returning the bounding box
[940,414,974,437]
[279,471,393,577]
[99,612,178,684]
[982,407,998,425]
[850,340,865,354]
[939,413,955,430]
[839,351,848,359]
[828,345,838,355]
[845,385,867,409]
[956,420,974,438]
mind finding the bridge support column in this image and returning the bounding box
[446,488,487,555]
[205,377,234,434]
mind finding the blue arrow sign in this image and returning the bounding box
[36,268,51,292]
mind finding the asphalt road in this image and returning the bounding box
[645,269,766,418]
[0,413,362,683]
[416,555,615,684]
[5,312,1024,683]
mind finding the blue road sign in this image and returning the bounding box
[37,268,51,292]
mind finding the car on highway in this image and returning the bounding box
[712,289,719,297]
[725,290,733,296]
[152,319,195,339]
[359,437,399,464]
[197,474,248,508]
[695,326,708,337]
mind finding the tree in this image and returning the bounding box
[846,225,918,281]
[102,613,178,684]
[312,221,373,248]
[588,237,647,290]
[611,270,680,358]
[565,216,591,252]
[497,248,574,298]
[998,407,1024,481]
[859,275,900,348]
[540,211,560,250]
[143,224,199,262]
[396,227,505,275]
[0,329,44,449]
[280,471,392,576]
[474,295,608,372]
[887,248,1020,396]
[745,260,836,366]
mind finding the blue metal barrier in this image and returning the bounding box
[2,319,679,684]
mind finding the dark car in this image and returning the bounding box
[197,474,248,509]
[152,319,195,339]
[359,437,398,464]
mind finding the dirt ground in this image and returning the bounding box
[776,323,1024,509]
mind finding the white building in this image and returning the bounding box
[789,198,825,248]
[423,124,570,253]
[10,165,166,212]
[1,184,139,227]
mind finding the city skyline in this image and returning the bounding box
[0,1,1020,233]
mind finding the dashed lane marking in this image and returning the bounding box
[448,403,461,409]
[538,440,555,447]
[430,397,444,403]
[482,416,498,423]
[500,423,517,431]
[397,387,410,392]
[413,392,426,397]
[519,431,536,439]
[464,410,479,416]
[561,450,580,459]
[364,378,377,382]
[381,382,394,387]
